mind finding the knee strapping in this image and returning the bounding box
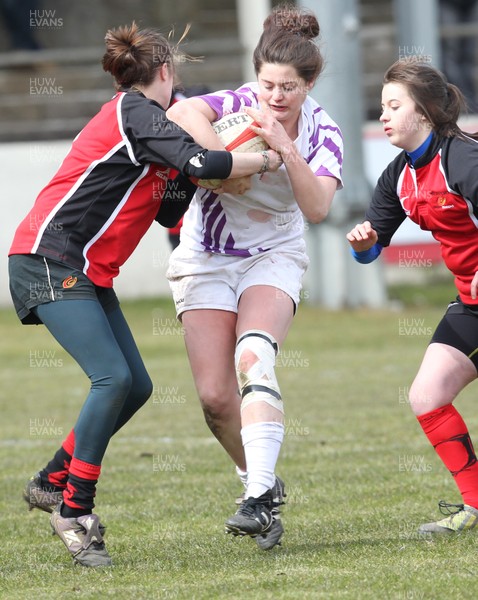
[235,329,283,414]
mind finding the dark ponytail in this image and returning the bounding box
[102,22,173,90]
[253,3,324,84]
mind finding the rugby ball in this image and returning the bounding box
[196,112,268,190]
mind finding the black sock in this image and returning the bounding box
[62,470,98,517]
[39,446,71,490]
[60,503,92,518]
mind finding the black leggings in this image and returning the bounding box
[34,299,152,465]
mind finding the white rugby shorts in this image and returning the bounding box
[166,242,309,317]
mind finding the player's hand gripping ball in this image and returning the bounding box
[197,112,269,190]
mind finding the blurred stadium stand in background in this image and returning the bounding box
[1,0,477,143]
[1,0,478,307]
[0,0,244,142]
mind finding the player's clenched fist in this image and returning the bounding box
[346,221,378,252]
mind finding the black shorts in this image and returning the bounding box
[431,297,478,372]
[8,254,119,325]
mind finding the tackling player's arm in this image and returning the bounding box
[166,98,224,150]
[183,148,281,180]
[167,98,272,194]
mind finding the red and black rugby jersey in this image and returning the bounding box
[9,91,209,287]
[366,134,478,304]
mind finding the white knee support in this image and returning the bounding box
[235,329,284,414]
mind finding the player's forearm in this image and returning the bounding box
[185,149,272,181]
[229,151,270,178]
[350,243,383,263]
[281,144,336,223]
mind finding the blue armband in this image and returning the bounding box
[350,243,383,264]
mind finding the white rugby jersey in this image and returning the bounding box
[179,82,344,256]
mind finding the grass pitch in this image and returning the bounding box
[1,289,478,599]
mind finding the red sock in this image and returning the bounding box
[41,429,75,489]
[62,429,75,456]
[417,404,478,508]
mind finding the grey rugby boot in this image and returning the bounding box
[50,504,112,567]
[418,501,478,535]
[23,473,63,513]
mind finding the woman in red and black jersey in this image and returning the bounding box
[347,60,478,536]
[9,22,281,567]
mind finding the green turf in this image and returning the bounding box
[1,293,477,600]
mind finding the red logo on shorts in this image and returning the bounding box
[62,276,78,289]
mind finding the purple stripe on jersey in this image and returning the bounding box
[224,237,253,256]
[316,166,337,179]
[212,213,227,249]
[198,92,239,118]
[198,194,270,256]
[198,89,257,119]
[224,232,238,254]
[201,192,216,215]
[310,122,342,148]
[203,200,225,249]
[309,135,343,169]
[200,193,216,249]
[323,136,343,167]
[198,191,264,256]
[221,245,269,257]
[230,84,259,101]
[318,123,342,135]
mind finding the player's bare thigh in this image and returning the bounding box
[236,285,294,345]
[409,342,477,416]
[181,308,238,404]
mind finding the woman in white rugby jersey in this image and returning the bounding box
[166,3,343,549]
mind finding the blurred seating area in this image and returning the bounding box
[0,0,477,142]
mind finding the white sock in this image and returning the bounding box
[241,421,284,498]
[235,465,248,490]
